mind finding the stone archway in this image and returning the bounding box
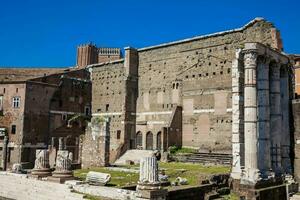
[157,131,162,150]
[136,131,143,149]
[146,131,153,150]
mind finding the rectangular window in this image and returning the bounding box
[11,125,16,134]
[12,97,20,108]
[117,130,121,139]
[106,104,109,112]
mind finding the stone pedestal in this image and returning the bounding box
[232,179,287,200]
[136,156,167,200]
[48,150,74,183]
[31,149,51,178]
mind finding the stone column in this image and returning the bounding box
[2,136,8,171]
[31,149,51,178]
[270,63,282,175]
[242,50,260,184]
[231,49,244,180]
[136,156,167,200]
[99,118,110,166]
[280,66,292,174]
[50,150,74,183]
[257,57,272,178]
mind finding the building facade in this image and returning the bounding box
[88,18,288,163]
[0,68,91,169]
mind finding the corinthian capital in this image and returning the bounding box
[243,50,258,68]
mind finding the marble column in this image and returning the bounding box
[231,49,244,179]
[257,57,272,178]
[49,150,74,183]
[31,149,51,177]
[280,66,292,174]
[270,63,282,175]
[242,50,260,184]
[137,156,160,190]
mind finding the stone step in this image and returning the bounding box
[114,150,155,165]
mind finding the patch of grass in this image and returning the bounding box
[74,167,139,188]
[169,146,196,155]
[158,162,230,186]
[74,162,230,188]
[222,192,239,200]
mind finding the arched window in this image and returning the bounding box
[146,132,153,150]
[136,132,143,149]
[157,132,162,150]
[176,83,179,89]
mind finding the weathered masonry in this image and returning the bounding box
[88,18,286,163]
[230,43,293,184]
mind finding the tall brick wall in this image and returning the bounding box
[89,18,285,163]
[135,19,278,153]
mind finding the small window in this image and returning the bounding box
[16,88,18,93]
[11,125,16,134]
[12,97,20,108]
[106,104,109,112]
[3,88,5,93]
[85,106,91,116]
[117,130,121,139]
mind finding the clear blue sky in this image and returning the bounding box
[0,0,299,67]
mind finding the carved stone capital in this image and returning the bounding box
[243,50,258,69]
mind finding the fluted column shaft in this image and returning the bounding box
[243,50,260,183]
[139,156,159,184]
[34,149,50,169]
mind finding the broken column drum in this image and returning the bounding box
[52,150,73,178]
[137,156,160,190]
[31,149,51,177]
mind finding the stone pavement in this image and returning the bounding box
[0,172,84,200]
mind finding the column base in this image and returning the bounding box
[136,187,167,200]
[137,182,161,191]
[48,176,75,184]
[30,168,52,179]
[48,170,74,183]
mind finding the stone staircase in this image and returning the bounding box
[0,172,84,200]
[182,152,232,165]
[114,150,154,165]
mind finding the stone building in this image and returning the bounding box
[87,18,289,164]
[0,67,91,169]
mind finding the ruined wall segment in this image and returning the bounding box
[89,60,127,162]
